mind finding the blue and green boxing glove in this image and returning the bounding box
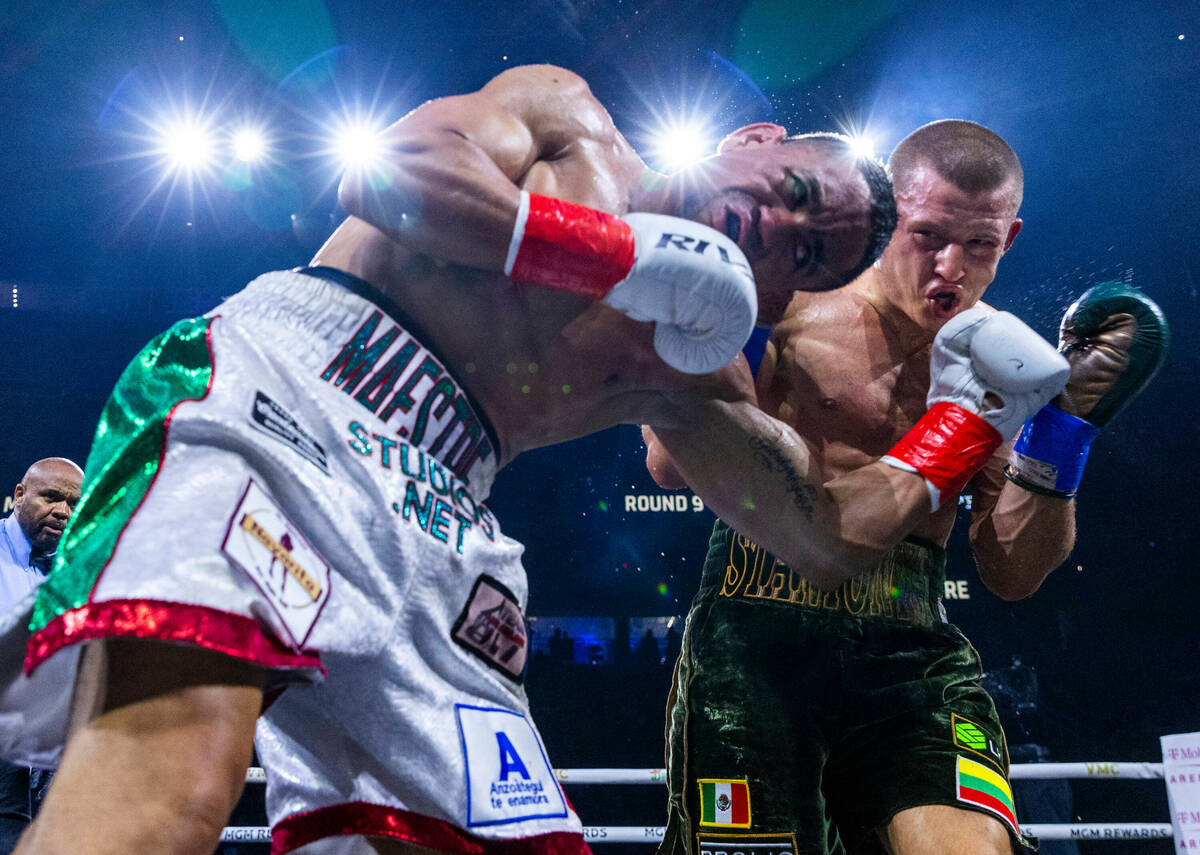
[1004,281,1170,498]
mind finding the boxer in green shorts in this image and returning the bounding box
[645,120,1168,855]
[663,524,1024,854]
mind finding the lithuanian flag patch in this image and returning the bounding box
[698,779,751,828]
[956,755,1018,833]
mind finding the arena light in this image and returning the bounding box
[648,122,714,173]
[835,116,886,162]
[161,118,216,171]
[231,126,268,163]
[846,132,878,160]
[332,120,387,171]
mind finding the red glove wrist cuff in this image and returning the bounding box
[506,192,636,300]
[886,402,1004,508]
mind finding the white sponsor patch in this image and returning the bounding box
[456,703,567,828]
[221,478,330,649]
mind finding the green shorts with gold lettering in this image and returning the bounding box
[658,521,1034,855]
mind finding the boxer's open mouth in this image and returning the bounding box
[722,207,763,260]
[725,210,741,243]
[927,287,962,319]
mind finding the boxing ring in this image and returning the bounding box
[217,762,1174,844]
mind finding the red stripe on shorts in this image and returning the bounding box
[271,801,591,855]
[25,599,323,675]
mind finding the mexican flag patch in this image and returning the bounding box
[956,755,1018,833]
[698,779,751,828]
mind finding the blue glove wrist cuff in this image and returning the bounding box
[1005,405,1100,497]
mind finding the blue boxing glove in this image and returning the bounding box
[1004,281,1170,497]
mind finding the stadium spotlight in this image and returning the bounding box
[650,122,714,173]
[231,126,268,163]
[332,120,387,171]
[161,118,216,171]
[846,132,878,160]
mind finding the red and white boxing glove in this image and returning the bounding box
[505,190,757,374]
[882,307,1070,510]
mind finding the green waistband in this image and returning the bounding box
[696,521,948,626]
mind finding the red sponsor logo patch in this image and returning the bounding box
[452,575,528,682]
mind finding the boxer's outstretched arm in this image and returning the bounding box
[966,449,1075,601]
[647,386,931,589]
[338,64,636,270]
[647,414,1073,596]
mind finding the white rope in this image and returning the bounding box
[244,762,1162,784]
[219,824,1175,844]
[1010,762,1163,780]
[554,768,668,784]
[1023,824,1173,840]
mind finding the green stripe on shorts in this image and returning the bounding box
[959,770,1014,811]
[31,316,214,632]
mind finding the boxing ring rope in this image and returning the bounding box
[242,762,1165,784]
[226,763,1174,843]
[215,824,1175,843]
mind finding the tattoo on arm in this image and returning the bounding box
[747,436,817,522]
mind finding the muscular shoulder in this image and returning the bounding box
[771,288,871,353]
[480,65,625,155]
[482,65,592,103]
[756,286,888,405]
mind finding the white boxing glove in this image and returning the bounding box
[929,307,1070,440]
[882,306,1069,511]
[506,191,757,374]
[604,212,756,374]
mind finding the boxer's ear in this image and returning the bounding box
[1002,218,1023,252]
[717,123,788,153]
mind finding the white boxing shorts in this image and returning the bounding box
[19,268,588,855]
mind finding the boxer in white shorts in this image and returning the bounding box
[25,266,576,852]
[14,65,1054,855]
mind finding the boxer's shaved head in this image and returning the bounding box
[888,120,1023,215]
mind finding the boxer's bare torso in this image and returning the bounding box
[759,282,964,544]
